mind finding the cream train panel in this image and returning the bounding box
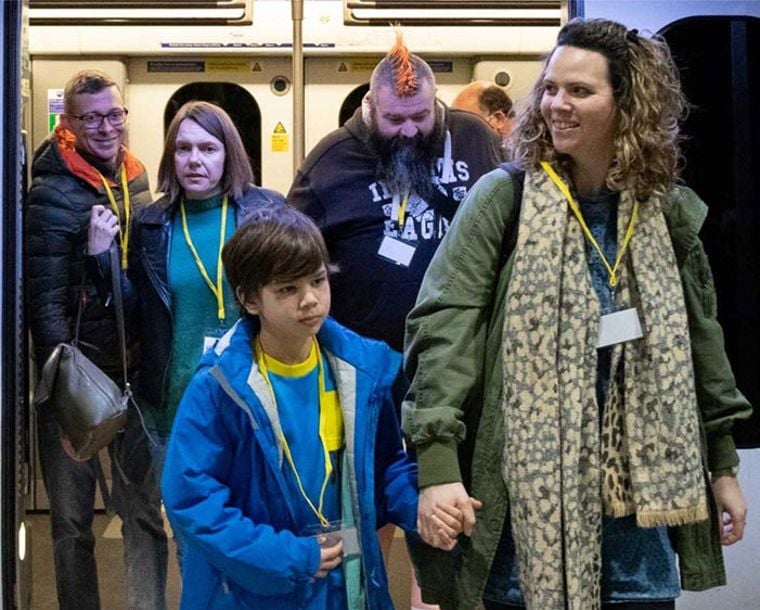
[127,57,294,197]
[304,56,474,154]
[471,59,545,110]
[303,57,543,156]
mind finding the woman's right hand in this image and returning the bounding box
[313,538,343,578]
[87,205,119,255]
[712,474,748,545]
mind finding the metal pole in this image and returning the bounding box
[292,0,305,169]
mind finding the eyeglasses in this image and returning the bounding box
[70,108,128,130]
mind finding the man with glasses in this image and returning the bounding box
[452,80,515,151]
[26,70,167,610]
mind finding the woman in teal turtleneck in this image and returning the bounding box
[128,101,284,559]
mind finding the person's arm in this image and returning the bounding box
[161,370,323,595]
[84,205,140,326]
[403,169,518,484]
[288,165,330,231]
[680,234,752,472]
[674,187,752,544]
[26,182,80,361]
[373,359,418,534]
[402,169,518,543]
[681,236,750,545]
[84,166,152,313]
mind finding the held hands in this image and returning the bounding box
[417,482,483,551]
[712,474,748,546]
[87,205,119,255]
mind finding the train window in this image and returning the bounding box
[344,0,562,26]
[662,16,760,447]
[339,83,370,127]
[164,83,263,187]
[29,0,252,25]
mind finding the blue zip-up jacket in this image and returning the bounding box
[161,316,419,610]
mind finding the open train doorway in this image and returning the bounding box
[339,83,369,127]
[126,56,294,196]
[660,15,760,449]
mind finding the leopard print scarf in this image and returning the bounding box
[500,167,708,610]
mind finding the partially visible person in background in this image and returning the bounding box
[451,80,515,148]
[87,100,285,563]
[26,69,167,610]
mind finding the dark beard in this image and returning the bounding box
[368,112,445,202]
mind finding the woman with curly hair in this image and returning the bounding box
[403,18,751,610]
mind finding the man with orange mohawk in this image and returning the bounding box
[289,32,501,353]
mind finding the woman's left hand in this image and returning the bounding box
[712,474,747,545]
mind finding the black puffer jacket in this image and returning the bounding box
[128,186,285,410]
[26,129,152,375]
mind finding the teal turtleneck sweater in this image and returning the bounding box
[153,194,236,433]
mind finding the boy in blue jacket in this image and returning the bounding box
[161,204,460,609]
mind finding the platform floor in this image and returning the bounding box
[28,512,414,609]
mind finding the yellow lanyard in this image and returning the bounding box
[255,338,336,528]
[180,196,228,322]
[398,193,410,228]
[541,161,638,288]
[98,166,130,269]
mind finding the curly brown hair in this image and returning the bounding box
[510,18,688,200]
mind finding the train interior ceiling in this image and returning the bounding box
[10,1,760,609]
[26,0,561,196]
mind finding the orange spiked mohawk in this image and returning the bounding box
[388,29,418,96]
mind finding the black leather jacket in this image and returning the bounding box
[128,186,285,409]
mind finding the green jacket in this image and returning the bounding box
[402,168,752,610]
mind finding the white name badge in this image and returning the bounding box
[203,336,219,353]
[377,235,415,267]
[596,307,643,348]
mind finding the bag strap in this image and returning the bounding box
[91,453,114,514]
[72,289,85,348]
[109,245,158,450]
[109,245,130,394]
[497,161,525,267]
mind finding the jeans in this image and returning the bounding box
[148,431,186,570]
[38,403,168,610]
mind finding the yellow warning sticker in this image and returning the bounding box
[273,121,287,134]
[272,134,289,152]
[206,58,249,73]
[348,59,378,72]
